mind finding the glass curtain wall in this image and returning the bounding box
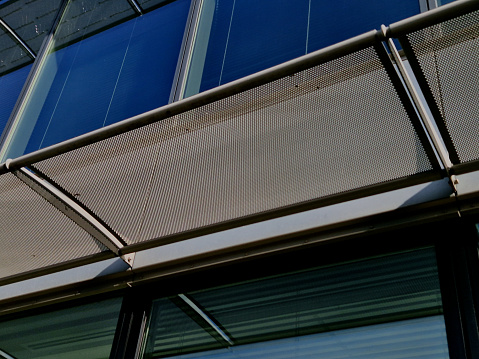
[1,0,190,158]
[438,0,456,5]
[0,297,122,359]
[181,0,421,97]
[141,248,450,359]
[0,0,64,136]
[0,0,428,157]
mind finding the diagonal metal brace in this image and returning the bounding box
[10,164,130,265]
[381,25,458,193]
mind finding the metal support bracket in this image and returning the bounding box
[381,25,458,193]
[121,252,136,269]
[9,163,132,267]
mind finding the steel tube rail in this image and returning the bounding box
[386,0,479,37]
[0,29,379,172]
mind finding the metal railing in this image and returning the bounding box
[0,0,478,285]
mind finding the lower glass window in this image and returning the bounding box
[141,248,449,358]
[0,297,122,359]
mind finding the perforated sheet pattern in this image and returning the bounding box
[34,46,434,245]
[405,10,479,163]
[0,172,107,280]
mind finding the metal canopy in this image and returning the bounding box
[0,0,478,285]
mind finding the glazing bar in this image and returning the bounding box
[0,18,36,59]
[127,0,143,15]
[0,349,15,359]
[178,293,234,346]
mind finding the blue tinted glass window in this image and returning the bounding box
[438,0,455,5]
[308,0,420,51]
[4,0,190,158]
[0,65,31,135]
[184,0,420,95]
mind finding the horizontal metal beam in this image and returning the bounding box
[387,0,479,37]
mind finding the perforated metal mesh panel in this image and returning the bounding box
[405,10,479,163]
[0,172,107,280]
[33,45,434,245]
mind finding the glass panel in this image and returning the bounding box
[142,248,449,358]
[0,64,30,132]
[0,0,64,54]
[52,0,135,50]
[438,0,456,5]
[138,0,175,12]
[2,0,190,158]
[183,0,421,96]
[0,297,122,359]
[308,0,420,51]
[159,316,449,359]
[0,25,32,75]
[144,298,223,357]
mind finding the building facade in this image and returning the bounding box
[1,0,479,358]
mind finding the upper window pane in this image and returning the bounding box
[53,0,135,50]
[0,297,122,359]
[138,0,174,12]
[0,0,64,54]
[0,25,32,75]
[438,0,456,5]
[142,248,449,359]
[183,0,420,96]
[3,0,190,158]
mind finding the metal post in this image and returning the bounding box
[382,25,458,190]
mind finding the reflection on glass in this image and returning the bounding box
[142,248,449,359]
[0,297,122,359]
[162,316,449,359]
[2,0,189,159]
[182,0,420,97]
[0,0,64,54]
[0,64,31,133]
[438,0,456,5]
[0,26,33,75]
